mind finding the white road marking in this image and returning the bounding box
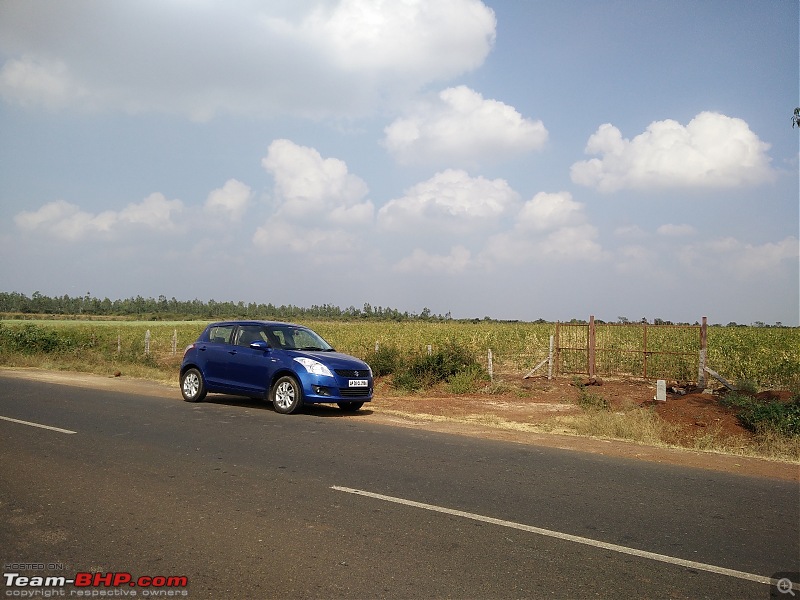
[332,485,796,590]
[0,415,77,434]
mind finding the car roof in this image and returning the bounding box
[206,320,304,328]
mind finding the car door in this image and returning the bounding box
[226,325,277,395]
[201,324,237,388]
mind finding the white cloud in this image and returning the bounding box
[118,193,183,231]
[377,169,519,234]
[678,236,798,279]
[0,0,496,119]
[383,85,547,166]
[252,219,361,261]
[516,191,585,232]
[13,194,183,241]
[394,246,472,274]
[570,112,775,192]
[657,223,696,237]
[14,200,112,241]
[204,179,253,222]
[0,56,89,110]
[298,1,495,76]
[614,224,647,238]
[254,139,374,258]
[481,192,604,264]
[261,139,373,225]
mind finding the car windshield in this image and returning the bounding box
[266,325,334,351]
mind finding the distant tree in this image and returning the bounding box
[794,108,800,128]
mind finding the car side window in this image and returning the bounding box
[266,328,289,348]
[235,325,266,347]
[208,325,235,344]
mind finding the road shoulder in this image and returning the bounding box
[2,366,796,482]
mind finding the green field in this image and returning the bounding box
[0,319,797,389]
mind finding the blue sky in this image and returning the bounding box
[0,0,797,325]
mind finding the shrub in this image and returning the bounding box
[391,341,486,392]
[0,323,77,354]
[735,379,759,395]
[738,400,800,437]
[721,390,800,437]
[447,364,490,394]
[572,377,610,411]
[365,345,401,377]
[719,391,753,409]
[391,370,424,392]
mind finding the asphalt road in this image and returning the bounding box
[0,375,798,599]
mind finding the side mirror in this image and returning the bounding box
[249,340,269,350]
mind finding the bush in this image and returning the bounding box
[391,341,486,392]
[392,370,424,392]
[738,400,800,437]
[0,323,80,354]
[365,345,401,377]
[447,364,489,394]
[721,390,800,437]
[572,377,610,411]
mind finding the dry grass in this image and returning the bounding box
[551,407,672,446]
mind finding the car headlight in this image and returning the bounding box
[294,357,333,377]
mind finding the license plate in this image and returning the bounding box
[349,379,368,388]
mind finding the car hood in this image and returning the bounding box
[287,350,371,372]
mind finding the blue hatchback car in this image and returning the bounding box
[180,320,373,413]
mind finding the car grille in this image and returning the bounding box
[335,369,369,378]
[339,388,371,398]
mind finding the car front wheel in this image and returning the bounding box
[271,376,303,414]
[181,368,206,402]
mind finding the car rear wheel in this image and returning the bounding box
[181,368,206,402]
[337,402,364,412]
[271,376,303,414]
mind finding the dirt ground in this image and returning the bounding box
[2,367,797,482]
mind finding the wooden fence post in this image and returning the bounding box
[487,349,493,381]
[588,315,596,378]
[144,329,151,355]
[172,329,177,355]
[698,316,707,387]
[548,335,553,380]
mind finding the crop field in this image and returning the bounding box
[0,318,798,389]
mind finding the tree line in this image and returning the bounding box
[0,291,449,322]
[0,291,789,327]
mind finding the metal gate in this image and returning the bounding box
[556,317,705,381]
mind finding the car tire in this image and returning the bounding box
[271,375,303,414]
[337,402,364,412]
[181,368,207,402]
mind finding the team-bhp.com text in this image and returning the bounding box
[4,572,188,597]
